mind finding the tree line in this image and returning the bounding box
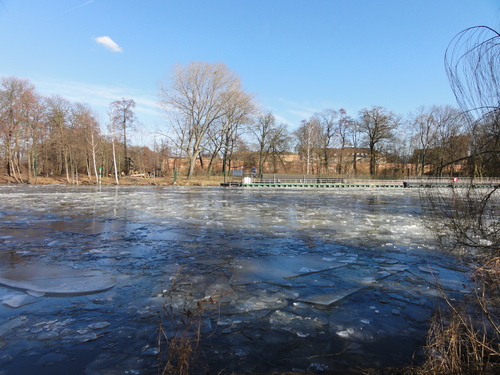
[1,61,498,182]
[0,76,163,183]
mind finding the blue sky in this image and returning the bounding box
[0,1,498,145]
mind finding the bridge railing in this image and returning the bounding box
[404,177,500,183]
[247,177,405,185]
[243,176,500,185]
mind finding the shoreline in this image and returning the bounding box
[0,175,223,187]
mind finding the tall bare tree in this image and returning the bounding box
[358,106,399,175]
[206,89,256,179]
[250,111,291,175]
[418,27,500,374]
[46,95,73,182]
[160,62,254,179]
[0,77,38,181]
[313,109,338,174]
[446,26,500,177]
[295,117,321,174]
[410,105,443,176]
[336,109,354,174]
[349,120,362,175]
[71,103,101,182]
[416,105,464,176]
[24,92,46,183]
[109,98,137,175]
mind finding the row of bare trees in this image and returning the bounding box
[292,104,470,177]
[0,76,102,183]
[1,59,498,181]
[0,76,163,183]
[157,62,477,179]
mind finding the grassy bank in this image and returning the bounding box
[0,174,224,187]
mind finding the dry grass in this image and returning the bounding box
[417,258,500,375]
[156,296,209,374]
[154,272,221,375]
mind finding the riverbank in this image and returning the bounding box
[0,175,223,186]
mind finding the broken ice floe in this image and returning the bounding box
[0,264,116,296]
[298,286,366,306]
[230,254,349,286]
[205,275,238,303]
[0,316,28,337]
[2,293,39,308]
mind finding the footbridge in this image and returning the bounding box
[221,175,500,189]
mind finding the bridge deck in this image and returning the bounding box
[221,177,500,189]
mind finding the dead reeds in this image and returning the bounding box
[418,257,500,375]
[153,272,221,375]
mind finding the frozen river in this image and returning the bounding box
[0,185,471,374]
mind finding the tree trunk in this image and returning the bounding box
[369,146,376,176]
[353,152,358,175]
[112,139,119,184]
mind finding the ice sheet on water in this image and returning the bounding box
[267,310,326,338]
[0,264,116,296]
[44,221,121,235]
[409,264,471,293]
[230,254,348,286]
[0,316,27,337]
[205,276,238,303]
[298,286,366,306]
[2,293,39,308]
[287,257,412,306]
[236,292,289,312]
[0,228,50,244]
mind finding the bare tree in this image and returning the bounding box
[46,95,73,182]
[409,105,462,176]
[24,93,46,183]
[426,25,500,257]
[446,26,500,177]
[267,123,291,173]
[0,76,38,181]
[109,98,137,175]
[336,109,354,174]
[71,103,101,182]
[310,108,354,175]
[313,109,338,174]
[250,112,291,175]
[348,120,363,175]
[430,106,466,176]
[206,89,256,179]
[410,106,441,176]
[294,117,321,174]
[160,62,254,179]
[417,27,500,375]
[358,106,399,175]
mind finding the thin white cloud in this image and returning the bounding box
[73,0,95,10]
[94,36,123,53]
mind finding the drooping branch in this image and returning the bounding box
[445,26,500,125]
